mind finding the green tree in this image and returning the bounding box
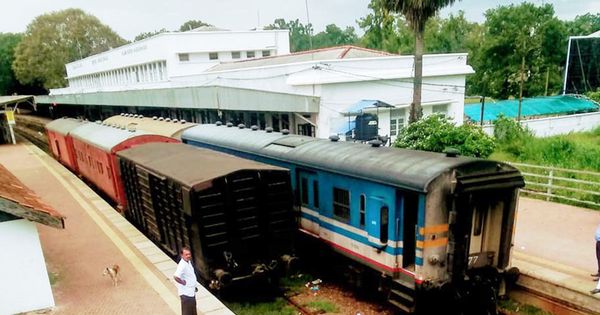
[0,33,22,95]
[265,18,313,52]
[312,24,359,48]
[565,13,600,36]
[424,11,479,53]
[382,0,458,124]
[134,28,168,41]
[178,20,212,32]
[394,114,495,158]
[468,3,567,99]
[12,9,126,90]
[358,0,412,53]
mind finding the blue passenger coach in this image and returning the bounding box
[182,123,524,314]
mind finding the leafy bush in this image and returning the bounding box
[394,114,496,158]
[493,114,533,143]
[586,89,600,104]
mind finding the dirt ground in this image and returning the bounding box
[288,281,395,315]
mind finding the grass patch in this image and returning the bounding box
[48,271,59,286]
[280,273,313,295]
[498,299,552,315]
[225,297,296,315]
[304,299,339,313]
[493,126,600,171]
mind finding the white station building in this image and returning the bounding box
[42,27,474,142]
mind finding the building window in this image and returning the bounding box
[246,51,255,58]
[313,181,319,209]
[432,104,448,115]
[261,50,271,57]
[231,51,241,59]
[178,53,189,62]
[359,194,366,228]
[390,109,405,136]
[209,52,219,60]
[333,188,350,222]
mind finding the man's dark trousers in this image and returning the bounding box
[596,241,600,274]
[180,295,197,315]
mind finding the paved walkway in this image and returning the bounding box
[0,141,232,315]
[514,197,599,273]
[512,197,600,312]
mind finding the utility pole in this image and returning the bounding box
[544,67,550,96]
[305,0,313,50]
[518,55,525,122]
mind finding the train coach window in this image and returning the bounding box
[333,188,350,222]
[313,181,319,209]
[359,195,366,228]
[301,178,309,205]
[380,206,389,244]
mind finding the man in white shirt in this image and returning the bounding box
[173,246,197,315]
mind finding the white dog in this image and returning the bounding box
[103,264,120,286]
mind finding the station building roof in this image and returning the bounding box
[207,46,393,72]
[0,163,64,229]
[464,95,599,123]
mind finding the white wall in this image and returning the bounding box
[0,219,55,314]
[481,111,600,137]
[64,30,290,89]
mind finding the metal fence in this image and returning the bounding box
[508,162,600,209]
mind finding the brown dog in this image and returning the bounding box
[103,264,120,286]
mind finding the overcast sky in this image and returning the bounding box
[1,0,597,41]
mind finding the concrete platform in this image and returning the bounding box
[0,140,234,315]
[512,197,600,314]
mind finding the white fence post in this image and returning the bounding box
[546,170,554,201]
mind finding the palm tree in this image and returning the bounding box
[383,0,458,123]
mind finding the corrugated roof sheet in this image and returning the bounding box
[103,115,197,139]
[117,142,285,189]
[207,46,394,72]
[45,117,88,135]
[182,124,519,192]
[0,163,64,229]
[464,95,599,122]
[69,122,151,152]
[0,95,33,106]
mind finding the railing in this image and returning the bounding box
[507,162,600,209]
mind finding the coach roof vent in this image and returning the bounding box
[215,121,222,126]
[281,129,290,135]
[265,127,273,133]
[444,147,460,158]
[226,122,233,127]
[180,120,187,124]
[159,117,164,121]
[368,139,382,147]
[172,119,178,123]
[165,118,171,122]
[238,124,245,129]
[329,135,340,142]
[251,125,259,131]
[152,116,158,120]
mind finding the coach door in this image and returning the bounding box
[297,170,320,236]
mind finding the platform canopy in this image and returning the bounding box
[0,95,34,109]
[464,95,599,123]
